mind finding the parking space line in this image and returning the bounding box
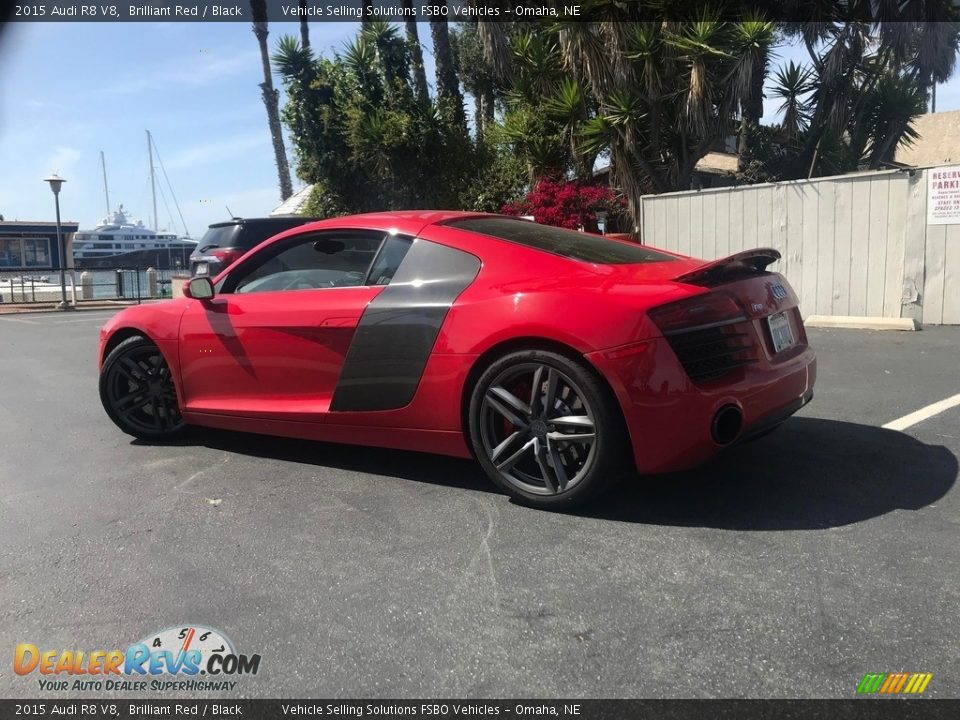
[0,316,38,324]
[44,317,112,324]
[883,393,960,432]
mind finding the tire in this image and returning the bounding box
[468,349,631,509]
[99,335,186,441]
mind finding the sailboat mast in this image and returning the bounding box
[147,130,158,231]
[100,151,111,215]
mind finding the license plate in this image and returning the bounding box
[768,311,795,353]
[195,262,208,275]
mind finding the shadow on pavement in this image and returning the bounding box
[139,416,957,530]
[585,416,958,530]
[139,427,494,494]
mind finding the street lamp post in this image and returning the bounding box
[44,174,71,310]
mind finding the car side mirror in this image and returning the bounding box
[186,276,215,300]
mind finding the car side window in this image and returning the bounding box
[366,236,413,285]
[232,233,384,294]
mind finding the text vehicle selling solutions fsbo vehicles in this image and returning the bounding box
[98,212,816,509]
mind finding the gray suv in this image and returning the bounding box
[189,217,319,277]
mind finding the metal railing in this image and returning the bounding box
[0,266,188,305]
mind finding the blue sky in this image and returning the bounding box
[1,22,959,236]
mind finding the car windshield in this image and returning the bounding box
[447,217,674,265]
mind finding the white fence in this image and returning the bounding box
[639,168,960,325]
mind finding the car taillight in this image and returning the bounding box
[209,248,244,267]
[649,291,747,335]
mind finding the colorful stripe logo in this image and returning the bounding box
[857,672,933,695]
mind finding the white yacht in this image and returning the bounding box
[72,136,196,269]
[72,205,195,264]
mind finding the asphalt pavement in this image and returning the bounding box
[1,309,957,699]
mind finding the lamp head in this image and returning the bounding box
[44,174,67,195]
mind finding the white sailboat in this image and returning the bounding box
[73,133,196,269]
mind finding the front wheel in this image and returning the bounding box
[99,335,185,440]
[468,349,630,509]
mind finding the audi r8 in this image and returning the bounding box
[98,211,816,509]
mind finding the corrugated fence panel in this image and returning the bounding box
[756,184,775,254]
[701,191,717,260]
[884,176,909,318]
[663,195,679,253]
[847,180,872,317]
[866,176,891,317]
[676,193,691,254]
[923,224,947,324]
[690,193,704,259]
[638,168,956,323]
[715,189,730,258]
[744,187,760,251]
[942,225,960,324]
[816,180,836,315]
[729,189,744,255]
[784,184,805,312]
[832,179,854,316]
[800,183,821,319]
[902,173,927,322]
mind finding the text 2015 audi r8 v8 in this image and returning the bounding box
[98,211,816,509]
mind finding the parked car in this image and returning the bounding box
[99,211,816,510]
[189,216,318,277]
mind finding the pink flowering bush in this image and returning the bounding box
[502,177,625,230]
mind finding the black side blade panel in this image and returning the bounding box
[330,239,481,412]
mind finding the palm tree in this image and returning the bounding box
[430,17,466,128]
[770,61,813,140]
[401,0,429,105]
[570,18,773,218]
[298,0,309,50]
[730,19,776,168]
[250,0,293,201]
[862,74,928,168]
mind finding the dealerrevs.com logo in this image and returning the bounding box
[14,625,260,692]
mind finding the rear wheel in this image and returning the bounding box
[99,335,185,440]
[468,349,630,509]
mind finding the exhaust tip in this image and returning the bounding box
[712,405,743,445]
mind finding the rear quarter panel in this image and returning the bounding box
[423,225,704,355]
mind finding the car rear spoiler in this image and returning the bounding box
[673,248,781,286]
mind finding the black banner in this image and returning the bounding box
[1,700,959,720]
[6,0,959,23]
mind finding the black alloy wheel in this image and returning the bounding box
[99,335,185,440]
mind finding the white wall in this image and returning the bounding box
[639,168,960,325]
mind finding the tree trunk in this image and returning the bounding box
[737,55,766,170]
[298,0,310,50]
[250,2,293,201]
[483,84,495,127]
[402,1,429,106]
[474,94,484,137]
[430,18,466,128]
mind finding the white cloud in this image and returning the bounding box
[48,146,82,177]
[171,50,262,87]
[163,133,271,171]
[98,49,261,97]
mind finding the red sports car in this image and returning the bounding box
[98,211,816,509]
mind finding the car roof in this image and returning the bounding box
[208,216,319,229]
[328,210,489,225]
[270,210,492,243]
